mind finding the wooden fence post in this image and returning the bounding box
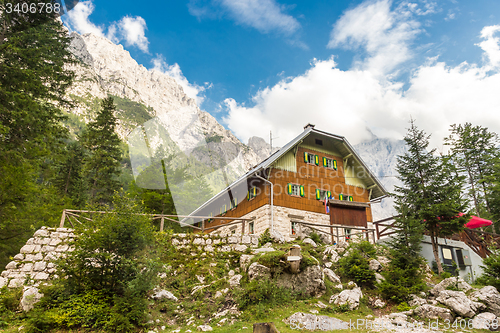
[160,216,164,232]
[59,209,66,228]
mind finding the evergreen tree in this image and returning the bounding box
[0,2,76,266]
[444,123,499,218]
[53,141,88,208]
[394,119,467,274]
[82,97,122,205]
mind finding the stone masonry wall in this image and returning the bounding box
[0,227,260,289]
[0,227,75,289]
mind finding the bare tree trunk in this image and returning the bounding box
[430,228,444,275]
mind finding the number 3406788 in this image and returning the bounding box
[5,2,61,14]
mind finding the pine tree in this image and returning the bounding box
[82,97,122,205]
[444,123,499,218]
[394,119,467,275]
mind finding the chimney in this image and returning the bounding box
[304,123,315,130]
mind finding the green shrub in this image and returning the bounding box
[338,249,375,286]
[0,287,22,328]
[309,232,322,245]
[396,302,411,312]
[235,279,301,312]
[477,249,500,290]
[258,228,272,247]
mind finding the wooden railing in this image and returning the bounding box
[291,220,376,244]
[373,215,500,258]
[59,209,254,233]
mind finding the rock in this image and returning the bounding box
[437,290,485,317]
[334,241,348,253]
[309,309,319,314]
[470,286,500,316]
[408,294,427,307]
[323,268,341,284]
[8,279,23,288]
[324,262,332,268]
[329,287,363,310]
[248,262,271,281]
[240,254,254,271]
[263,242,272,248]
[33,261,47,272]
[5,261,18,270]
[20,245,35,254]
[150,289,178,302]
[414,304,454,321]
[430,277,472,295]
[472,312,499,329]
[302,238,317,248]
[284,312,348,330]
[229,274,242,288]
[13,254,24,261]
[369,259,382,272]
[233,244,247,252]
[323,246,340,262]
[385,312,407,325]
[376,255,390,266]
[0,277,6,288]
[196,324,213,331]
[196,275,205,283]
[20,286,43,312]
[315,301,328,309]
[373,298,386,308]
[253,322,280,333]
[33,229,49,238]
[270,230,285,243]
[375,273,385,285]
[253,247,275,253]
[347,281,357,289]
[277,265,326,297]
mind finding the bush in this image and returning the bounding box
[28,194,160,332]
[258,228,272,247]
[309,232,322,245]
[0,287,22,328]
[338,241,377,286]
[477,249,500,290]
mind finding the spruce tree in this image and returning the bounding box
[82,97,122,205]
[444,123,499,218]
[394,119,467,274]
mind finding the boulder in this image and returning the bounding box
[408,294,427,307]
[430,277,472,295]
[302,238,317,248]
[472,312,499,330]
[369,259,382,272]
[329,287,363,310]
[470,286,500,316]
[375,273,385,285]
[384,312,407,325]
[270,230,285,244]
[248,262,271,281]
[229,274,242,288]
[276,265,326,297]
[196,324,213,331]
[437,290,485,317]
[284,312,348,330]
[150,289,178,301]
[414,304,454,321]
[239,254,254,272]
[20,286,43,312]
[253,322,280,333]
[323,268,341,284]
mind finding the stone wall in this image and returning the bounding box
[0,227,75,289]
[0,227,260,289]
[214,204,375,243]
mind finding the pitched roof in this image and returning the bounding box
[187,126,387,219]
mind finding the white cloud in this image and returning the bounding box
[188,0,300,37]
[117,16,149,53]
[64,0,150,53]
[478,25,500,68]
[152,55,207,105]
[223,51,500,151]
[327,0,422,76]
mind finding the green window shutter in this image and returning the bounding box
[349,196,353,201]
[339,194,344,200]
[316,189,320,200]
[315,155,319,165]
[323,157,327,167]
[287,183,292,195]
[300,185,305,197]
[247,191,250,200]
[234,198,238,207]
[327,191,331,199]
[333,160,337,170]
[304,152,308,162]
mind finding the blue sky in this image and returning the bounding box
[63,0,500,149]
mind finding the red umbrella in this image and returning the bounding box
[459,212,493,229]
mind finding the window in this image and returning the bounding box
[291,221,298,235]
[345,228,351,241]
[339,194,353,201]
[287,183,304,197]
[316,189,331,201]
[304,152,319,165]
[315,139,323,146]
[247,186,257,200]
[249,221,254,234]
[322,157,337,170]
[230,198,237,210]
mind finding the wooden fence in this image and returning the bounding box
[291,220,376,244]
[59,209,254,233]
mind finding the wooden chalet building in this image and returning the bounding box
[189,124,388,242]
